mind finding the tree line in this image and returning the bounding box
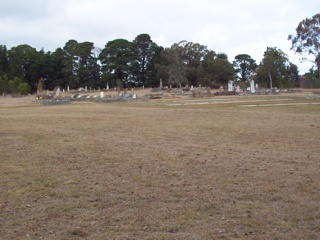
[0,14,319,95]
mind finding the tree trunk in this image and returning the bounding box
[268,72,273,93]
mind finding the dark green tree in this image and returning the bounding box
[7,44,42,91]
[62,40,78,88]
[44,48,65,90]
[256,47,289,88]
[161,41,209,87]
[8,77,22,94]
[233,54,258,81]
[286,62,300,87]
[0,74,9,94]
[148,45,168,87]
[288,13,320,79]
[74,41,100,88]
[161,43,188,87]
[99,39,139,88]
[18,82,31,95]
[200,51,234,87]
[133,34,155,86]
[0,45,9,75]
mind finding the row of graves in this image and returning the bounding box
[227,80,281,95]
[33,85,140,105]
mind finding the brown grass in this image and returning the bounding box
[1,90,320,239]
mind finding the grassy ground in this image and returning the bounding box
[1,90,320,239]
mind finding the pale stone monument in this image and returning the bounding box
[55,87,60,98]
[160,79,163,89]
[228,80,233,92]
[106,83,109,91]
[100,92,104,98]
[236,86,241,93]
[67,86,70,92]
[250,80,255,93]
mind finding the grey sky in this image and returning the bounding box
[0,0,319,73]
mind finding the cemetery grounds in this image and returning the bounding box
[0,89,320,239]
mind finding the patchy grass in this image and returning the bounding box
[1,92,320,239]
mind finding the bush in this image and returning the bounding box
[18,83,31,95]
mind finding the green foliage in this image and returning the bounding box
[7,44,42,91]
[161,42,188,87]
[233,54,258,82]
[161,41,234,88]
[256,47,289,88]
[0,31,309,92]
[0,74,9,94]
[0,75,31,95]
[8,77,22,93]
[200,50,234,87]
[133,34,155,86]
[99,39,139,88]
[288,13,320,79]
[18,83,31,95]
[0,45,9,75]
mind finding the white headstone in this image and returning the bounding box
[236,86,241,93]
[190,85,194,90]
[67,86,70,92]
[133,93,137,99]
[85,86,88,92]
[228,80,233,92]
[100,92,104,98]
[250,80,255,93]
[55,87,60,97]
[106,83,109,90]
[47,90,49,95]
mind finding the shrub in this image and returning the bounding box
[18,83,31,95]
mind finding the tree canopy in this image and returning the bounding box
[233,54,258,82]
[2,14,320,95]
[288,13,320,79]
[256,47,299,88]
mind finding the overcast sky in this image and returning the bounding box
[0,0,319,73]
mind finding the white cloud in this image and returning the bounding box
[0,0,319,73]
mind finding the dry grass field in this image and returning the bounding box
[1,90,320,239]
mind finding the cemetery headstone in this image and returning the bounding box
[228,80,233,91]
[250,80,255,93]
[55,87,60,98]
